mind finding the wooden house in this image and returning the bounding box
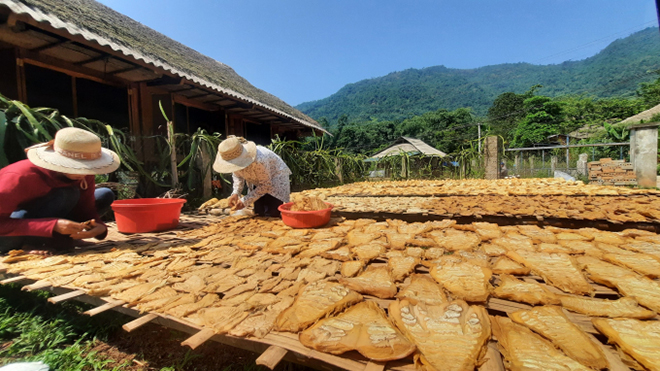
[0,0,325,164]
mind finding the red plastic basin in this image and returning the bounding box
[278,202,334,229]
[111,198,186,233]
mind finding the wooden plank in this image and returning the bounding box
[83,300,126,317]
[181,328,215,350]
[486,298,531,313]
[585,333,630,371]
[122,313,158,333]
[563,310,598,335]
[0,275,27,284]
[255,345,288,370]
[478,343,505,371]
[263,332,368,371]
[364,361,386,371]
[47,290,85,304]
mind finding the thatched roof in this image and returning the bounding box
[0,0,324,132]
[370,137,447,159]
[619,103,660,126]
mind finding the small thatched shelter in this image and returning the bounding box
[369,137,447,160]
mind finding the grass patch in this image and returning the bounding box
[0,284,308,371]
[0,284,127,370]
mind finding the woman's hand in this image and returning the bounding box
[71,224,107,240]
[233,200,245,210]
[228,194,239,207]
[53,219,85,235]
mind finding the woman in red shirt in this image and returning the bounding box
[0,127,120,254]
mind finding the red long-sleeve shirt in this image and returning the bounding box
[0,160,105,238]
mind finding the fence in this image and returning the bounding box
[504,142,630,179]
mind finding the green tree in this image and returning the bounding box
[331,114,349,146]
[486,85,540,141]
[397,108,475,154]
[512,96,565,147]
[638,74,660,108]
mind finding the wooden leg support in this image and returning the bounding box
[363,361,386,371]
[181,328,215,350]
[83,300,126,317]
[256,345,288,370]
[47,290,85,304]
[0,275,26,285]
[22,281,51,291]
[123,313,158,333]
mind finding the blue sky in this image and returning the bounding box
[98,0,658,106]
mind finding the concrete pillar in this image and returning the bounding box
[484,136,501,180]
[515,153,521,171]
[630,130,636,164]
[577,153,588,177]
[529,156,535,173]
[551,156,557,174]
[630,123,659,188]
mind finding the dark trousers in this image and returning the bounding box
[253,194,284,217]
[0,187,114,253]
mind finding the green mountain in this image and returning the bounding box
[297,27,660,125]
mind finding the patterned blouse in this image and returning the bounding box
[232,146,292,206]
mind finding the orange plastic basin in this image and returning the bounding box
[278,202,334,229]
[111,198,186,233]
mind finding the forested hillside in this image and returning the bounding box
[297,27,660,125]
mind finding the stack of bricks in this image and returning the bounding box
[588,158,637,186]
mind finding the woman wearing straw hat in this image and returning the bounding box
[0,127,120,254]
[213,136,292,217]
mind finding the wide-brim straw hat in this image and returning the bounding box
[27,127,121,175]
[213,136,257,173]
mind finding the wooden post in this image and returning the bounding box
[551,156,557,174]
[335,158,344,184]
[197,144,212,198]
[16,57,27,102]
[168,121,178,187]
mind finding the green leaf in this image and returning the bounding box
[12,100,52,140]
[159,100,169,122]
